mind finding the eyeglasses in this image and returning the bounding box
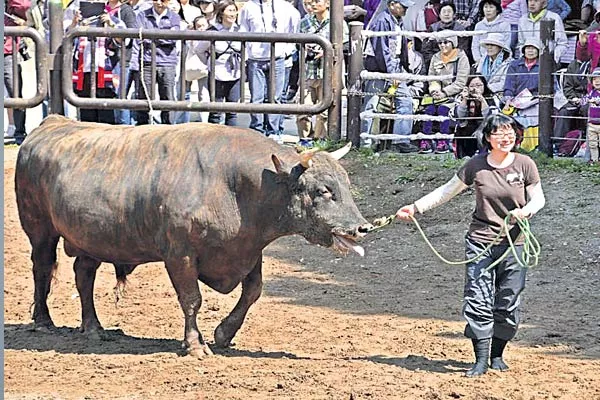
[437,40,453,45]
[490,131,516,139]
[153,0,170,3]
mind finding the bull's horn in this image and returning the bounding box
[299,151,315,168]
[329,142,352,160]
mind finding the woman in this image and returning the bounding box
[420,34,469,154]
[471,0,510,62]
[421,1,470,69]
[193,0,242,126]
[503,37,540,151]
[397,113,546,378]
[475,32,513,99]
[454,75,498,159]
[576,29,600,72]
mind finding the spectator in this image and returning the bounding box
[131,0,182,125]
[196,0,216,20]
[193,0,241,126]
[108,0,139,125]
[421,1,471,69]
[503,37,541,150]
[363,0,383,26]
[576,29,600,72]
[581,67,600,164]
[454,75,498,158]
[279,0,301,133]
[517,0,567,64]
[297,0,346,143]
[362,0,420,153]
[65,0,127,124]
[553,55,591,143]
[471,0,511,63]
[412,0,442,34]
[4,0,30,144]
[546,0,570,20]
[178,0,202,27]
[501,0,527,56]
[451,0,480,27]
[420,34,469,154]
[475,32,513,98]
[581,0,600,25]
[238,0,300,141]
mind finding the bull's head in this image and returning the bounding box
[271,143,373,256]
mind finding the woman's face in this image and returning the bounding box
[221,4,238,25]
[200,1,215,15]
[482,2,498,20]
[439,5,454,23]
[468,78,485,95]
[488,124,516,152]
[437,39,454,55]
[195,17,209,30]
[485,43,501,57]
[523,45,539,60]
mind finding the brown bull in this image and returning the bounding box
[15,115,372,357]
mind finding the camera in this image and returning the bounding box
[18,39,31,62]
[305,45,319,62]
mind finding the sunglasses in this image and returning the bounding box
[437,40,453,45]
[153,0,170,3]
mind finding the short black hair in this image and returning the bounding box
[439,0,456,14]
[478,113,521,150]
[478,0,502,16]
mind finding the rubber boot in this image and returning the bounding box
[490,337,509,371]
[465,338,490,377]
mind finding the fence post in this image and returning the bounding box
[538,19,554,157]
[328,0,344,141]
[48,0,64,115]
[346,21,363,148]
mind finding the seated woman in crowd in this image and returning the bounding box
[420,34,469,154]
[475,32,513,101]
[453,75,499,158]
[503,37,541,151]
[421,1,471,69]
[500,0,526,56]
[471,0,510,63]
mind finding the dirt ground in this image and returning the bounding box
[4,145,600,400]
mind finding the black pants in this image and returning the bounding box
[74,72,117,124]
[136,64,176,125]
[3,54,26,136]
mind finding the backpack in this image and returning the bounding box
[557,129,584,157]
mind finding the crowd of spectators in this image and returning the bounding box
[3,0,600,162]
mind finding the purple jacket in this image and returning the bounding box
[130,7,182,70]
[583,88,600,124]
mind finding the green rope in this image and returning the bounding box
[370,213,541,271]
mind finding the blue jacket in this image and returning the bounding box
[503,57,539,100]
[364,9,408,74]
[131,7,182,70]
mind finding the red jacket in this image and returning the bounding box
[4,0,32,55]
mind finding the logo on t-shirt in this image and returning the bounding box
[506,172,524,185]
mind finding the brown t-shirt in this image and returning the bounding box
[457,153,541,244]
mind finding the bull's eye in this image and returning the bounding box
[318,186,335,201]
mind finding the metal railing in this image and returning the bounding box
[4,26,49,109]
[62,27,334,115]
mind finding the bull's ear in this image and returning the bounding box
[328,142,352,160]
[272,154,288,175]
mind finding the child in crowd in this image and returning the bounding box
[581,67,600,164]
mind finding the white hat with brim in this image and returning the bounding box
[480,33,511,54]
[521,37,542,53]
[389,0,415,7]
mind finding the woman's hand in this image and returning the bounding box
[100,13,115,28]
[395,204,416,221]
[70,9,82,28]
[578,30,588,46]
[509,208,531,222]
[432,90,445,100]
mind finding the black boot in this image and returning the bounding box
[490,337,509,371]
[465,338,490,377]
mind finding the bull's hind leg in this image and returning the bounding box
[214,256,263,348]
[165,256,213,358]
[73,255,103,337]
[31,235,60,329]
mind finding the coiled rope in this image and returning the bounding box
[370,212,541,271]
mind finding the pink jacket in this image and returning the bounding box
[576,32,600,72]
[4,0,31,55]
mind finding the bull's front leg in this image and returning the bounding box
[165,256,213,358]
[214,256,263,348]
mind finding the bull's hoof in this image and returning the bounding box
[29,321,56,333]
[80,326,110,341]
[213,325,234,348]
[186,342,214,359]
